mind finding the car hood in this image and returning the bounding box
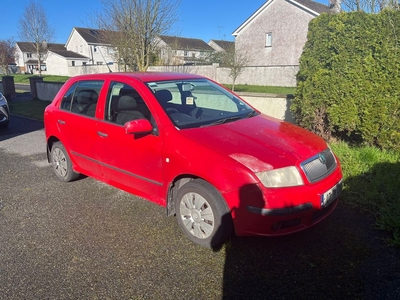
[180,114,328,172]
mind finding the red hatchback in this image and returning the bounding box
[44,72,343,247]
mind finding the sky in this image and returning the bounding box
[1,0,329,44]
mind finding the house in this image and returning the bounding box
[43,27,119,76]
[65,27,117,67]
[232,0,331,67]
[45,49,89,76]
[208,40,235,52]
[155,35,215,65]
[15,42,66,74]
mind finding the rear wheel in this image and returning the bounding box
[175,179,233,247]
[51,141,80,182]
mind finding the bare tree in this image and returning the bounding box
[340,0,399,12]
[95,0,180,71]
[219,45,251,92]
[0,38,16,75]
[18,1,54,76]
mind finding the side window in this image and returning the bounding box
[60,80,104,117]
[105,82,151,126]
[60,83,77,111]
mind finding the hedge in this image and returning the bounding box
[292,10,400,151]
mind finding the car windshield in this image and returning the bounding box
[146,79,258,129]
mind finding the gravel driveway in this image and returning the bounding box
[0,116,399,299]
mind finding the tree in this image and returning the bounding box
[340,0,400,12]
[219,45,250,92]
[18,1,54,76]
[0,38,16,75]
[95,0,180,71]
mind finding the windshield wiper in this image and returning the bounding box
[201,116,243,127]
[246,110,259,118]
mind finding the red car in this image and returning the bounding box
[44,72,343,247]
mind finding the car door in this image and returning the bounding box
[95,81,164,203]
[56,80,104,175]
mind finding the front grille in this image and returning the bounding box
[301,148,337,183]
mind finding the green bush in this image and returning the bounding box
[293,10,400,151]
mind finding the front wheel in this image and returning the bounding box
[51,141,80,182]
[175,179,233,247]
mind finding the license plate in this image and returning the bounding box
[321,180,343,207]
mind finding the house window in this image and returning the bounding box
[71,61,75,66]
[265,33,272,47]
[94,46,97,53]
[184,50,188,57]
[27,53,32,58]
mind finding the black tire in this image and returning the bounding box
[175,179,233,247]
[50,141,80,182]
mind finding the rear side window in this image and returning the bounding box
[60,80,104,117]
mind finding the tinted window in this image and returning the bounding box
[60,80,104,117]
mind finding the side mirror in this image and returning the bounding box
[124,119,153,135]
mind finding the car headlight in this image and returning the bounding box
[256,166,304,188]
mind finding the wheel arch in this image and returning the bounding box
[166,175,231,218]
[46,136,61,162]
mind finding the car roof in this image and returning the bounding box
[69,72,206,83]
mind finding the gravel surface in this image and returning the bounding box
[0,116,399,299]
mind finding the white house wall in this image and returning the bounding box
[235,0,316,66]
[66,30,116,65]
[45,52,70,76]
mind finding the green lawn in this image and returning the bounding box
[9,99,50,121]
[330,142,400,246]
[12,74,69,84]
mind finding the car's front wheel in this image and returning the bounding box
[51,141,80,182]
[175,179,233,247]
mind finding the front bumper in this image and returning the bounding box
[224,167,343,237]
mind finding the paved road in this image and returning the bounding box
[0,116,399,299]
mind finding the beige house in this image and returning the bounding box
[15,42,66,74]
[208,40,235,52]
[232,0,331,67]
[155,35,215,65]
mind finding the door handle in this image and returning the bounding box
[57,120,65,125]
[97,131,108,137]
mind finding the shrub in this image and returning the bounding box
[293,11,400,151]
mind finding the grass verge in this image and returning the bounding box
[223,84,295,95]
[331,142,400,246]
[12,74,69,84]
[9,99,50,121]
